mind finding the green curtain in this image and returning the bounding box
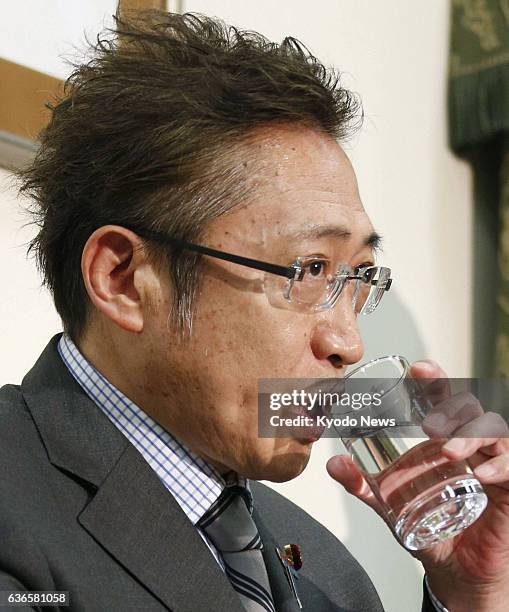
[448,0,509,376]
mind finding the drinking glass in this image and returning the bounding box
[336,355,488,550]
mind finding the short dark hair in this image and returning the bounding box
[18,9,362,343]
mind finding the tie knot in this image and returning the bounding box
[226,484,253,513]
[198,487,261,554]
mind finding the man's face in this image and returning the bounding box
[138,126,377,481]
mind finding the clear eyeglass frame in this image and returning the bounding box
[263,256,392,315]
[123,226,392,315]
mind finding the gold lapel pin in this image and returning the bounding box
[283,543,303,571]
[276,544,303,609]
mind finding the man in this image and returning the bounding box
[2,9,509,612]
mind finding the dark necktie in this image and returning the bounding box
[198,485,276,612]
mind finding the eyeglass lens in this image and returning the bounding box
[286,265,390,314]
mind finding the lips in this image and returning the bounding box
[304,377,345,418]
[263,376,346,443]
[288,379,346,443]
[283,403,326,443]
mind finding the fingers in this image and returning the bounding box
[326,455,380,512]
[474,452,509,483]
[422,392,484,437]
[419,387,508,442]
[442,432,509,459]
[441,411,509,443]
[442,433,509,488]
[409,360,509,489]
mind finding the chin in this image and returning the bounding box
[246,440,313,482]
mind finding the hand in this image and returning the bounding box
[327,360,509,612]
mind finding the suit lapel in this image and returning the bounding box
[78,443,243,612]
[22,335,243,612]
[253,507,302,612]
[21,334,129,488]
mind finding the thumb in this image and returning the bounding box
[410,359,451,406]
[326,454,382,515]
[410,359,448,381]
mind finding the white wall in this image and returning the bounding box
[0,1,118,79]
[1,2,473,612]
[0,169,62,380]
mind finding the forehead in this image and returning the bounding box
[210,125,373,248]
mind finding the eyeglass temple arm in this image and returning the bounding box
[125,226,297,280]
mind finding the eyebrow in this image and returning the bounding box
[284,224,383,251]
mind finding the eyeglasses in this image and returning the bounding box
[124,226,392,315]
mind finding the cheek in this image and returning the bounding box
[188,268,326,391]
[196,290,310,377]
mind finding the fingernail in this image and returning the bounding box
[475,463,497,479]
[413,360,435,372]
[443,438,467,454]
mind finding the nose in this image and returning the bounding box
[310,296,364,370]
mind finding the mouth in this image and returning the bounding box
[298,377,348,442]
[283,395,331,444]
[264,376,347,444]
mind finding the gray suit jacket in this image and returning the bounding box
[0,335,433,611]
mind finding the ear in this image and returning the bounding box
[81,225,157,333]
